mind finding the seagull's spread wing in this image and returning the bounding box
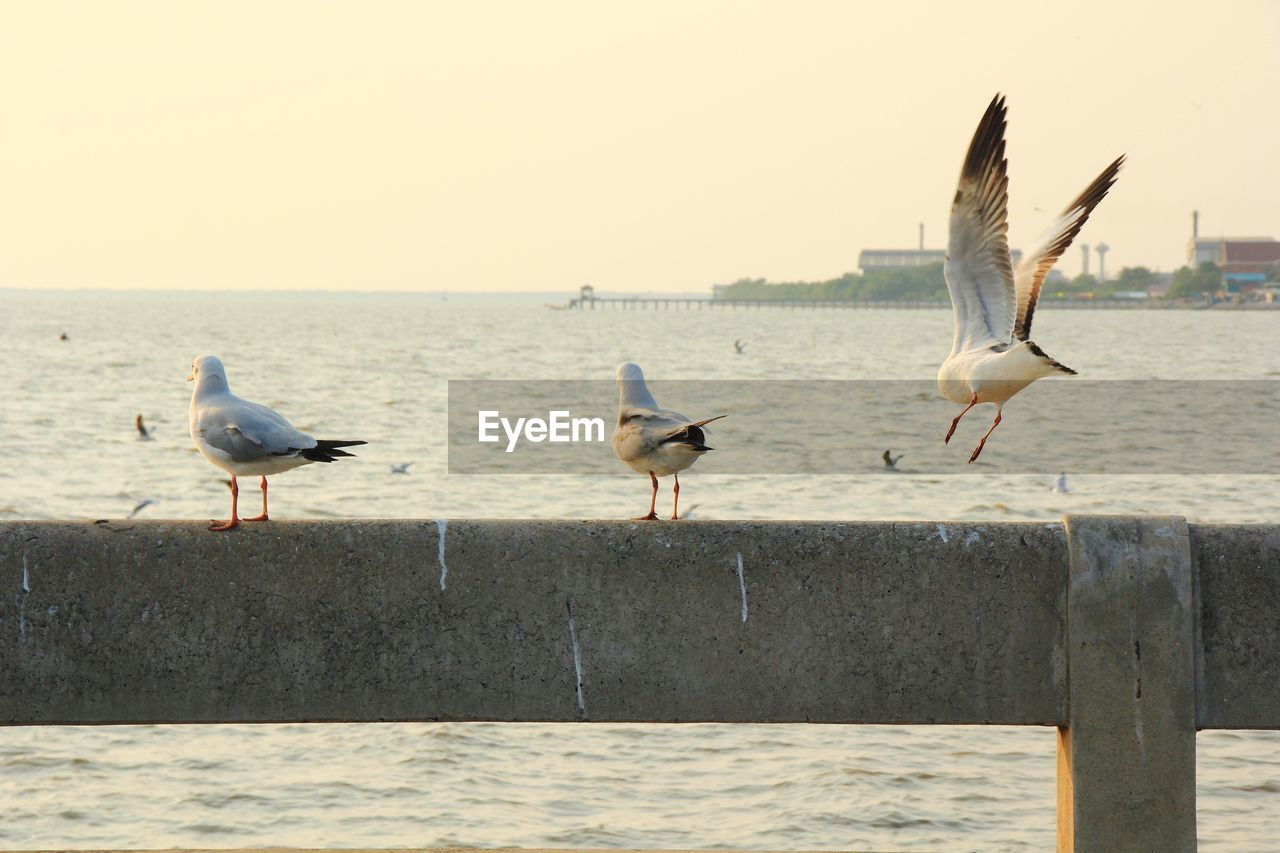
[1013,155,1124,340]
[946,95,1015,352]
[195,396,316,463]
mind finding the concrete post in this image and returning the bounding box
[1058,516,1197,852]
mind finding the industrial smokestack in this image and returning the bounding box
[1080,243,1090,277]
[1096,243,1110,283]
[918,223,924,251]
[1193,210,1199,241]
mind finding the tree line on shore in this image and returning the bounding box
[717,262,1254,302]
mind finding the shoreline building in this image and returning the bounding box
[858,222,1027,274]
[1187,211,1280,291]
[859,223,946,273]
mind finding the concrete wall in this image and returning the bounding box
[4,516,1276,850]
[1,519,1276,729]
[1192,524,1280,729]
[2,519,1070,726]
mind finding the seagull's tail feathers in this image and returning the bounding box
[302,439,369,463]
[662,416,727,453]
[1025,341,1077,375]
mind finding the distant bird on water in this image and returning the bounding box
[135,414,154,440]
[389,462,414,475]
[938,94,1123,462]
[611,362,725,520]
[59,332,69,341]
[1052,472,1070,493]
[733,339,746,355]
[882,450,902,469]
[188,354,366,531]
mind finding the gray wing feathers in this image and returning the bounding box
[1013,155,1124,340]
[945,94,1015,348]
[197,397,317,463]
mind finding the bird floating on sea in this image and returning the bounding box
[187,354,366,531]
[882,450,902,469]
[389,462,414,475]
[938,94,1123,463]
[135,414,153,441]
[610,362,724,520]
[733,339,746,355]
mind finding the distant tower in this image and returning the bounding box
[1080,243,1090,277]
[918,223,925,250]
[1192,210,1199,241]
[1095,243,1110,283]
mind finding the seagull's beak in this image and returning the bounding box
[186,370,195,382]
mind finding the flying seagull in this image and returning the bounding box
[882,450,902,469]
[389,462,414,475]
[938,94,1123,462]
[128,498,157,518]
[187,354,366,530]
[611,362,725,520]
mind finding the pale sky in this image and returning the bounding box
[1,1,1276,293]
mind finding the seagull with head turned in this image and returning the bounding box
[939,94,1124,463]
[187,354,367,530]
[610,362,725,520]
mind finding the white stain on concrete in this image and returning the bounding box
[935,524,950,543]
[434,519,448,591]
[18,553,29,643]
[566,598,587,716]
[735,553,748,623]
[963,531,981,547]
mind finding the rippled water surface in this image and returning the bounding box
[1,289,1278,850]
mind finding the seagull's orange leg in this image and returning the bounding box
[243,476,270,522]
[945,393,979,444]
[210,476,241,531]
[670,472,681,521]
[634,472,659,520]
[968,408,1003,463]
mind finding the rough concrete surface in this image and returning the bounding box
[1059,515,1197,853]
[1,519,1067,725]
[1192,524,1280,729]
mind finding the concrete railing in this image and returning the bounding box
[2,517,1277,851]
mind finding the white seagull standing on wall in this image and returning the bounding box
[939,94,1124,462]
[611,362,725,520]
[188,354,367,530]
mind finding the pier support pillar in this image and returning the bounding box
[1058,515,1197,852]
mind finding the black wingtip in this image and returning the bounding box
[302,439,367,463]
[962,94,1008,184]
[1064,154,1126,217]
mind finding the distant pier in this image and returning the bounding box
[566,295,951,309]
[565,286,1192,311]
